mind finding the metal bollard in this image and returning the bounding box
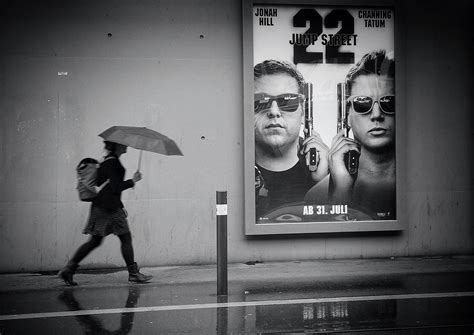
[216,191,228,296]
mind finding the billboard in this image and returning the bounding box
[243,0,403,234]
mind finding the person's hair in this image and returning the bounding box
[345,50,395,95]
[254,59,305,94]
[104,141,118,153]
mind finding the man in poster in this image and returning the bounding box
[305,50,396,220]
[254,60,329,220]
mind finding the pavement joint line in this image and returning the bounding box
[1,291,473,321]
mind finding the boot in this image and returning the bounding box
[58,261,79,286]
[127,262,152,283]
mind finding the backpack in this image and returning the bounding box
[76,157,114,201]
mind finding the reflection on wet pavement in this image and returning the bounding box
[57,285,141,334]
[0,272,473,333]
[252,297,474,333]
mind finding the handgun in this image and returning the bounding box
[337,82,359,175]
[303,82,318,172]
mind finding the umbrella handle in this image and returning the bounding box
[137,150,142,172]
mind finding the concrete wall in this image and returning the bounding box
[0,0,472,272]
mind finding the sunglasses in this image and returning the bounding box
[254,93,304,113]
[348,95,395,115]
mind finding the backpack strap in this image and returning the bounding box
[101,155,117,163]
[96,156,116,190]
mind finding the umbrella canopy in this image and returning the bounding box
[99,126,183,156]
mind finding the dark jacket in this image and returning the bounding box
[93,154,135,210]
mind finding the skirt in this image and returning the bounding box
[83,205,130,236]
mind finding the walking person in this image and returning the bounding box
[58,140,152,285]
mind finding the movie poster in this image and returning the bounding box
[252,4,396,226]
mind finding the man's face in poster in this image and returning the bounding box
[254,73,304,153]
[348,74,395,151]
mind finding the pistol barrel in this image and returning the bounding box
[304,82,313,137]
[337,82,349,136]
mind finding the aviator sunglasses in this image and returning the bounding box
[254,93,304,113]
[348,95,395,115]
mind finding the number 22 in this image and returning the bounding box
[293,9,355,65]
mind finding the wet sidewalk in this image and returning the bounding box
[1,255,473,292]
[1,256,474,334]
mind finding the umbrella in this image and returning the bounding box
[99,126,183,170]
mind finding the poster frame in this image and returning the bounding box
[243,0,406,235]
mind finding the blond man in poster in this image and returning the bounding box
[306,50,396,220]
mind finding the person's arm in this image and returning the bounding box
[102,159,135,193]
[304,175,330,203]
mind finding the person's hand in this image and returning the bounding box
[300,132,329,184]
[132,171,142,183]
[328,130,360,202]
